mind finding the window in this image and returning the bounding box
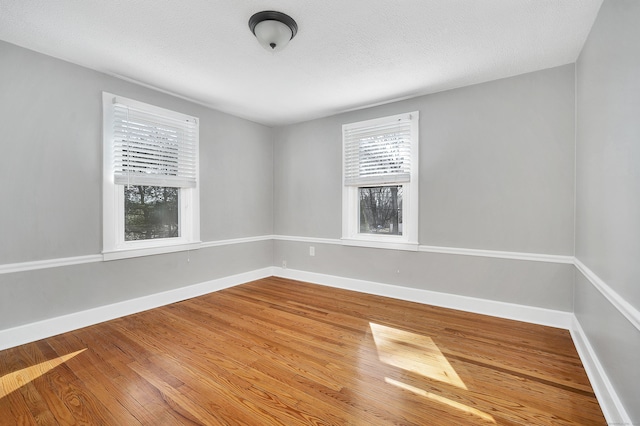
[342,111,419,250]
[102,93,200,260]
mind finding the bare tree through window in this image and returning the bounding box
[359,186,403,235]
[124,185,179,241]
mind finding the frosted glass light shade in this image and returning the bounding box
[254,20,292,52]
[249,11,298,53]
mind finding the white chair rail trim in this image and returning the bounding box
[0,235,273,275]
[0,235,594,272]
[0,254,103,275]
[574,258,640,332]
[2,235,636,333]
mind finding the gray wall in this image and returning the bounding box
[574,272,639,421]
[575,0,640,420]
[274,65,575,254]
[0,242,272,329]
[1,9,637,418]
[273,65,576,310]
[274,241,574,311]
[0,41,577,327]
[0,41,274,329]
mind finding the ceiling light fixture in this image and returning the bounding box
[249,11,298,52]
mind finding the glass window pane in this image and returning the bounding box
[124,186,179,241]
[359,186,403,235]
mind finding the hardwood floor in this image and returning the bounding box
[0,277,605,425]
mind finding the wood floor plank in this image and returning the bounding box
[0,345,48,426]
[0,277,606,425]
[233,279,595,392]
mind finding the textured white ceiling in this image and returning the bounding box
[0,0,602,126]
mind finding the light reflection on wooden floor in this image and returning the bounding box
[0,277,606,425]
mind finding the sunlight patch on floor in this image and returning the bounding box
[0,349,86,399]
[385,377,496,424]
[370,322,466,389]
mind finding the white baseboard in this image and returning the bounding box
[1,264,630,425]
[273,267,573,329]
[0,267,273,351]
[1,265,570,351]
[275,268,634,422]
[570,317,631,425]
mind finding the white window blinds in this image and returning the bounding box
[343,113,415,186]
[110,100,198,188]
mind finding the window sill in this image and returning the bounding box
[341,238,419,252]
[103,241,202,261]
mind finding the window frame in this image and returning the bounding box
[341,111,419,251]
[102,92,200,260]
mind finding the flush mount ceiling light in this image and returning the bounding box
[248,11,298,52]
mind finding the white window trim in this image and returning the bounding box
[102,92,201,260]
[341,111,419,251]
